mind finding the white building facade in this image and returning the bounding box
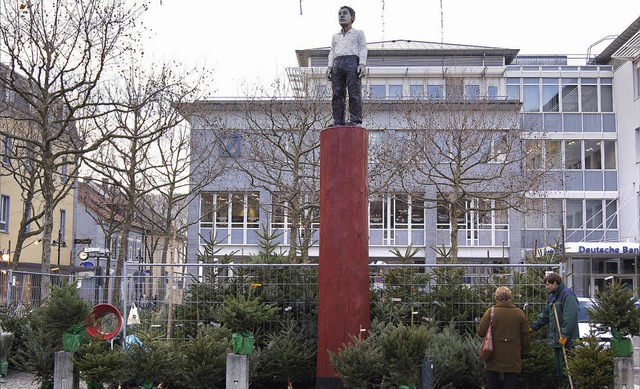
[181,18,640,298]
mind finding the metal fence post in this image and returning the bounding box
[6,269,11,307]
[122,261,128,342]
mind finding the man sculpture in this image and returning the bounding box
[327,6,367,127]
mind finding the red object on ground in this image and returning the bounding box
[316,126,370,388]
[86,303,123,340]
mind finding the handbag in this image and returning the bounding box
[480,306,495,361]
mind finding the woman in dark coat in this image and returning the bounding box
[477,286,531,389]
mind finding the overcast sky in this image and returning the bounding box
[139,0,640,97]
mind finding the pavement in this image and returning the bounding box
[0,370,87,389]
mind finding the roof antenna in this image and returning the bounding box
[440,0,444,43]
[299,0,303,15]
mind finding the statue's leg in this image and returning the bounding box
[345,57,362,124]
[331,64,347,126]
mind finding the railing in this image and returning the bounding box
[0,262,563,341]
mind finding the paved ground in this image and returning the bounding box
[0,371,87,389]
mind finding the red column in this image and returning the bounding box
[316,126,370,389]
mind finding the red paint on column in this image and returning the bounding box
[316,126,370,386]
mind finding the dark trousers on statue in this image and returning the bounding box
[331,55,362,125]
[486,371,516,389]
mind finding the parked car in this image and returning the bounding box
[577,297,612,341]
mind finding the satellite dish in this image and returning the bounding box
[78,251,89,261]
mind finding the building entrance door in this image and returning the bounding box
[593,275,634,296]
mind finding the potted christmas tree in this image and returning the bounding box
[586,281,640,357]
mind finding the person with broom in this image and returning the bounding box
[530,272,580,389]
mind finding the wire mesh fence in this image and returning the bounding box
[0,262,563,340]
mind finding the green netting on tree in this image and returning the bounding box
[232,331,255,355]
[62,324,86,352]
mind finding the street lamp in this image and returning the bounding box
[0,251,9,274]
[51,229,67,272]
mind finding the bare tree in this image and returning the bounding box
[83,61,213,303]
[138,121,226,267]
[0,0,142,279]
[223,80,329,262]
[377,97,552,262]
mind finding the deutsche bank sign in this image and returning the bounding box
[564,242,640,255]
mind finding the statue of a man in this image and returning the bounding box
[327,6,367,127]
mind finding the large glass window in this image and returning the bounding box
[410,84,424,98]
[488,85,499,100]
[546,140,562,169]
[411,196,425,226]
[605,200,618,229]
[565,200,583,229]
[465,84,480,100]
[581,84,598,112]
[584,140,601,169]
[525,199,543,228]
[601,85,613,112]
[369,85,386,100]
[524,140,543,170]
[506,85,520,101]
[200,192,260,229]
[0,195,9,232]
[547,199,563,228]
[370,196,384,228]
[523,85,540,112]
[561,81,578,112]
[427,85,444,100]
[586,200,603,229]
[271,193,286,228]
[565,140,582,169]
[603,141,616,169]
[389,85,403,99]
[542,79,559,112]
[394,194,408,229]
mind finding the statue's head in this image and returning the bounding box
[338,6,355,26]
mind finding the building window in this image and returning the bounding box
[605,200,618,229]
[200,191,260,232]
[369,85,385,100]
[565,200,583,229]
[603,141,616,169]
[389,85,403,99]
[445,78,463,100]
[542,78,559,112]
[2,136,12,165]
[564,140,582,169]
[427,84,444,100]
[60,157,68,183]
[59,209,66,241]
[409,84,424,98]
[24,202,32,233]
[600,84,613,112]
[465,84,480,100]
[581,82,598,112]
[522,78,540,112]
[218,134,242,156]
[0,196,9,232]
[488,85,499,100]
[585,200,603,229]
[561,79,579,112]
[584,140,601,169]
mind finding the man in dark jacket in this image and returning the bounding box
[530,272,579,389]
